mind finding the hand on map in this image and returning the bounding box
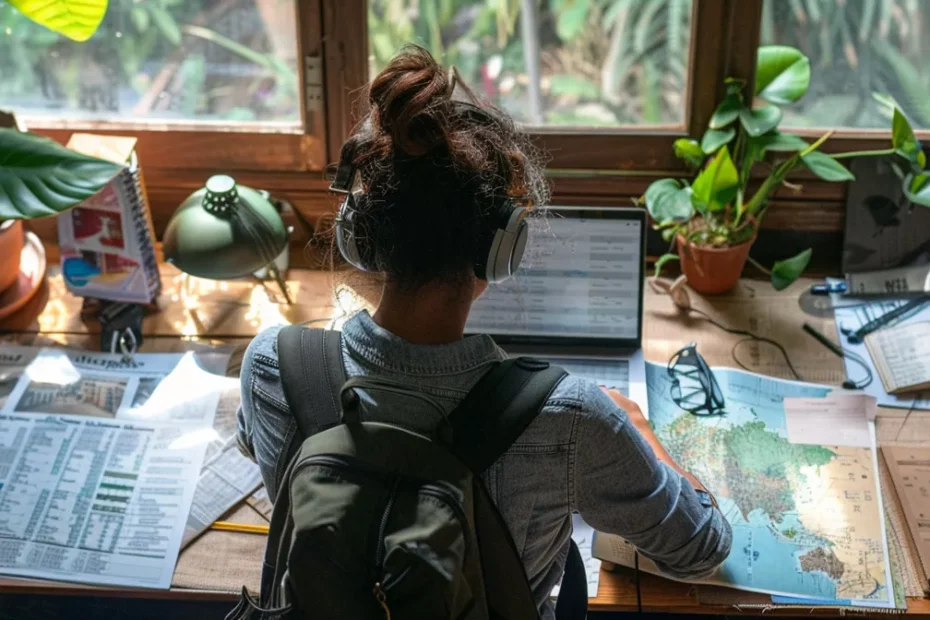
[603,389,711,497]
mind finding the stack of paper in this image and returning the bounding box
[0,346,229,589]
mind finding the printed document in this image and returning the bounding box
[0,345,228,588]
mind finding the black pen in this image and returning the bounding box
[803,323,844,357]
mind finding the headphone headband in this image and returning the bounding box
[329,135,529,282]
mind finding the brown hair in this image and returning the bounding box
[337,45,548,292]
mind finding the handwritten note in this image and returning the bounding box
[866,322,930,394]
[783,394,876,448]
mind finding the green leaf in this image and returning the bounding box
[709,94,741,129]
[130,6,149,33]
[556,0,590,41]
[644,179,694,223]
[673,138,704,168]
[892,107,921,163]
[904,172,930,207]
[150,5,181,45]
[654,253,680,278]
[771,248,812,290]
[548,74,600,99]
[0,129,124,220]
[755,45,811,104]
[9,0,108,42]
[691,146,739,213]
[738,104,783,138]
[700,127,736,155]
[801,151,855,182]
[749,131,809,153]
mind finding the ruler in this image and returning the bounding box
[846,265,930,296]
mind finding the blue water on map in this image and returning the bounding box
[713,499,838,599]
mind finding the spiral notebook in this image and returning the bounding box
[57,134,161,304]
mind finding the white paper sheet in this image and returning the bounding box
[784,394,876,448]
[1,346,226,425]
[182,438,263,547]
[0,414,210,588]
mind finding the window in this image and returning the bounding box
[367,0,694,128]
[761,0,930,129]
[1,0,300,127]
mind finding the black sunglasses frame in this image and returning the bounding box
[667,342,725,416]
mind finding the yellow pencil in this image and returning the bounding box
[211,521,270,535]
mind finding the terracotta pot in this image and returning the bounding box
[676,234,753,295]
[0,220,24,295]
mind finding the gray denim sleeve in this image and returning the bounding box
[570,379,732,580]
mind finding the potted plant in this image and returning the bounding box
[643,45,930,294]
[0,125,123,300]
[0,0,118,311]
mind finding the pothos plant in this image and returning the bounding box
[643,45,929,290]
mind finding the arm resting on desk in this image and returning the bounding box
[571,383,732,580]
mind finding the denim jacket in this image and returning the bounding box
[237,311,731,618]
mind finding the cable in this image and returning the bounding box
[686,307,804,381]
[684,306,874,389]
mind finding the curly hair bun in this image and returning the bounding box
[368,45,452,157]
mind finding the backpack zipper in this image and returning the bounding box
[373,476,399,620]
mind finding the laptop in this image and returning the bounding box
[465,206,648,408]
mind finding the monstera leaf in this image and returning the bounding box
[0,129,123,220]
[10,0,108,41]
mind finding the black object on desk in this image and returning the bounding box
[97,301,144,355]
[803,322,873,390]
[841,295,930,344]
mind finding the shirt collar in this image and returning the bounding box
[342,310,502,375]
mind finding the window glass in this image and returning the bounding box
[368,0,694,128]
[1,0,300,126]
[761,0,930,129]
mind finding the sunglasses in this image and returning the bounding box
[667,342,725,416]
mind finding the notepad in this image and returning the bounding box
[865,321,930,394]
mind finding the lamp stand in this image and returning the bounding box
[266,263,292,305]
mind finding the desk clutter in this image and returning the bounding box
[0,344,243,588]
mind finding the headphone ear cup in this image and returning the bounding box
[335,193,375,271]
[482,206,528,283]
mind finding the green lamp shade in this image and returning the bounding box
[163,175,287,279]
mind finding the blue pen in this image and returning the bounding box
[810,281,846,295]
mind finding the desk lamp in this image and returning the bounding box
[163,175,291,303]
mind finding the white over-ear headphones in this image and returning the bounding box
[329,161,529,284]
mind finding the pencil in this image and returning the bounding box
[211,521,270,535]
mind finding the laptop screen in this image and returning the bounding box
[465,207,645,348]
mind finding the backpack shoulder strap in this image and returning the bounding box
[448,357,566,474]
[276,325,346,437]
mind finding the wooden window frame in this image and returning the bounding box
[22,0,928,269]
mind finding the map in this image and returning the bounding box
[594,363,896,609]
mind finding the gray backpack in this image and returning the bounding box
[228,326,588,620]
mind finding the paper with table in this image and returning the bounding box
[593,362,897,609]
[0,345,230,588]
[830,285,930,410]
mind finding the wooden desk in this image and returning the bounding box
[3,263,929,617]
